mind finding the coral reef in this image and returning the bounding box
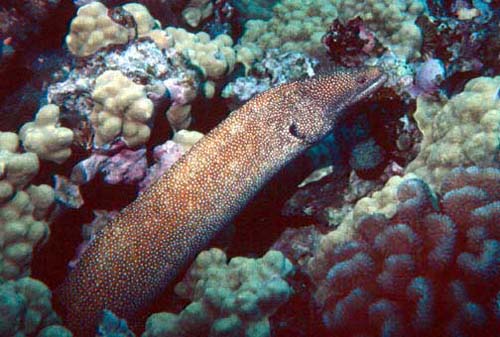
[91,70,154,147]
[333,0,426,59]
[1,1,499,336]
[56,67,386,336]
[222,49,318,104]
[65,1,157,57]
[308,167,500,337]
[0,277,70,337]
[142,248,294,337]
[406,75,499,188]
[238,0,337,57]
[322,16,386,67]
[181,0,213,28]
[0,132,54,281]
[139,130,203,190]
[19,104,74,164]
[97,310,135,337]
[331,75,499,240]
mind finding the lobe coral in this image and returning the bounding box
[55,67,387,336]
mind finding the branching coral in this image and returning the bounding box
[307,166,500,337]
[143,248,294,337]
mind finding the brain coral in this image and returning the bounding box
[90,70,154,148]
[143,248,294,337]
[307,166,500,337]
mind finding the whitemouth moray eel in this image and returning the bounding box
[56,67,387,336]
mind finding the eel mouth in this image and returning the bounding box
[349,71,388,106]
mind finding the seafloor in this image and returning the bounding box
[0,1,499,337]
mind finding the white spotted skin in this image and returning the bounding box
[56,67,386,336]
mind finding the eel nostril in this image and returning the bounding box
[357,76,368,85]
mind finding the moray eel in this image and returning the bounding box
[56,67,386,336]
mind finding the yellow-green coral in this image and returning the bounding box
[181,0,214,27]
[66,1,157,57]
[406,76,500,187]
[328,75,500,248]
[0,132,54,280]
[19,104,74,164]
[0,277,71,337]
[142,248,294,337]
[90,70,154,147]
[333,0,426,59]
[239,0,337,57]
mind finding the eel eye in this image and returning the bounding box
[289,122,306,140]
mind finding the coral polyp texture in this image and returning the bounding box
[333,75,500,242]
[143,248,293,337]
[406,76,500,188]
[66,1,158,57]
[307,166,500,337]
[19,104,74,164]
[333,0,426,59]
[91,70,154,147]
[239,0,338,57]
[165,27,236,80]
[0,277,72,337]
[66,1,132,57]
[0,132,54,280]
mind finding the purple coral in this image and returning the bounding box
[312,166,500,337]
[138,140,184,191]
[70,144,147,185]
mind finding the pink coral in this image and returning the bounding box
[138,140,183,191]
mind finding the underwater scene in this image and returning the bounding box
[0,0,499,336]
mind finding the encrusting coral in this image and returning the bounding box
[143,248,294,337]
[19,104,74,164]
[0,277,72,337]
[307,166,500,337]
[90,70,154,148]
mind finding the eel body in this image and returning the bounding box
[56,67,386,335]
